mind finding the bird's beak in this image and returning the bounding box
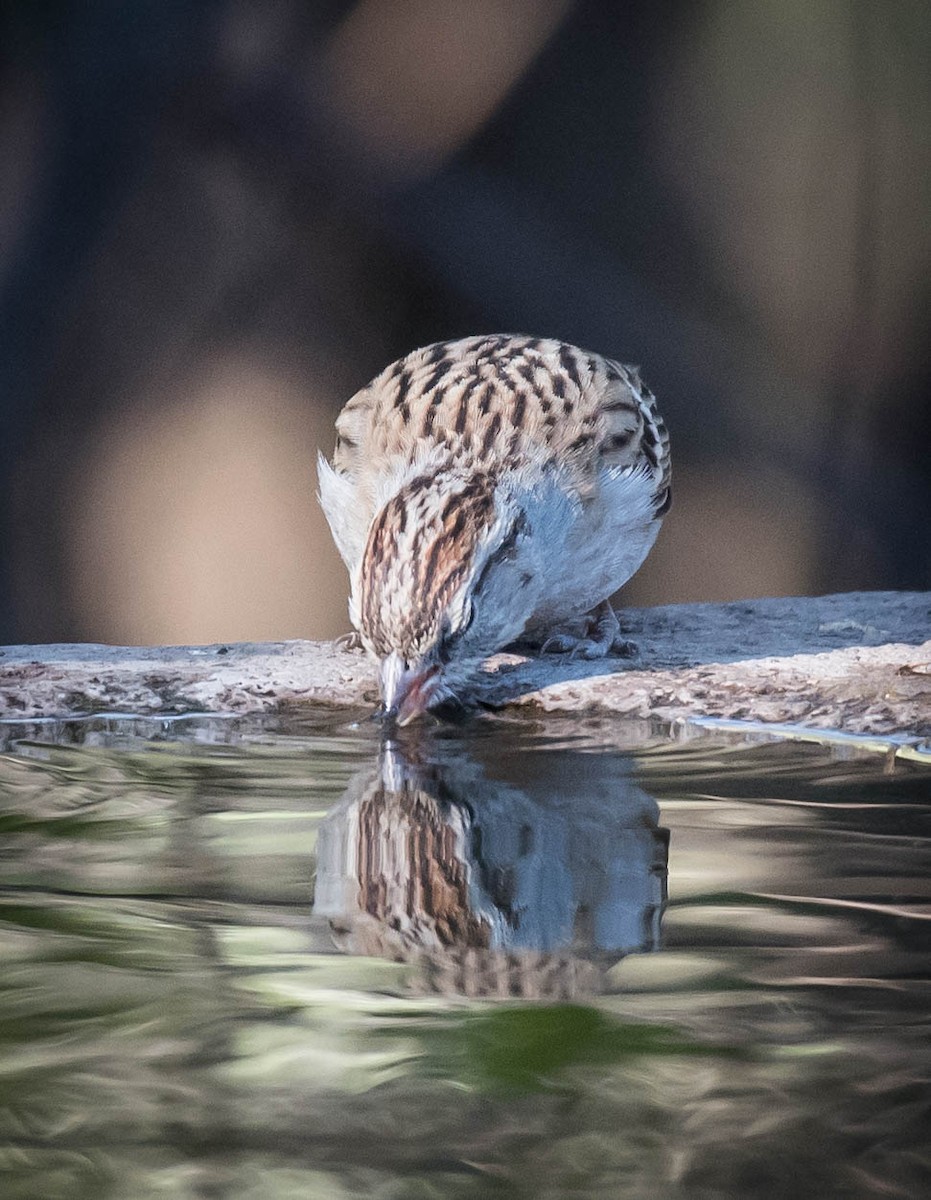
[380,651,441,726]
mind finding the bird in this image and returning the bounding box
[318,334,670,725]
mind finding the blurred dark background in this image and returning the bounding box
[1,0,928,647]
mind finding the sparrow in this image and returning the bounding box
[318,334,670,724]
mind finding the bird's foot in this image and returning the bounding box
[539,601,638,661]
[335,630,365,652]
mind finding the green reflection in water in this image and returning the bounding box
[412,1004,742,1096]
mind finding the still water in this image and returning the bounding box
[0,710,928,1199]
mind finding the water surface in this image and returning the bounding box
[0,712,928,1199]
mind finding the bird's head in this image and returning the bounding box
[350,464,543,724]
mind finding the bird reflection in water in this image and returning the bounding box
[314,735,668,998]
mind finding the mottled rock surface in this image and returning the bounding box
[1,592,929,737]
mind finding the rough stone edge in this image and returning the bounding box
[1,591,929,740]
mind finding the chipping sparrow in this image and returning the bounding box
[318,335,671,723]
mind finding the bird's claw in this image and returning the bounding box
[539,603,638,661]
[335,630,364,652]
[540,633,615,660]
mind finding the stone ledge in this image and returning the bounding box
[1,591,928,738]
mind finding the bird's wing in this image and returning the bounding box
[322,335,671,569]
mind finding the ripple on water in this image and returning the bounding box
[0,711,928,1199]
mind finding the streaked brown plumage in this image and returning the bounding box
[318,334,671,721]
